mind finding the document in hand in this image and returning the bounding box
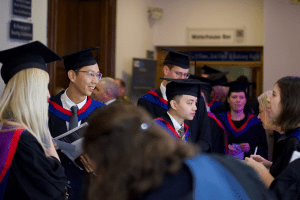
[53,122,88,164]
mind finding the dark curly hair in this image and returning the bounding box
[274,76,300,133]
[83,102,199,200]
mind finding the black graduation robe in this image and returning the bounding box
[207,112,228,154]
[138,88,212,152]
[3,131,67,200]
[155,113,190,142]
[270,157,300,200]
[216,111,268,159]
[48,90,105,200]
[270,128,300,178]
[137,154,275,200]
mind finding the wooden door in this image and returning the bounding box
[47,0,116,95]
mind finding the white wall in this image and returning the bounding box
[0,0,48,96]
[115,0,155,94]
[151,0,264,46]
[263,0,300,91]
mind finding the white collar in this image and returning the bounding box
[61,88,87,110]
[167,112,183,132]
[105,99,116,105]
[160,82,168,101]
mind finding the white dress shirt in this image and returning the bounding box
[160,82,168,101]
[167,112,184,136]
[61,89,87,131]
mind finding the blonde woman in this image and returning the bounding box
[0,42,67,200]
[258,90,275,161]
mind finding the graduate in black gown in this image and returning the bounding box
[216,81,268,159]
[155,79,206,142]
[82,103,275,200]
[189,75,228,154]
[0,41,67,199]
[246,76,300,200]
[138,48,212,152]
[48,48,105,200]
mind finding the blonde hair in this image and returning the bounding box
[258,90,272,109]
[0,68,50,156]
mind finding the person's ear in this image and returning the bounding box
[163,65,170,76]
[170,100,177,110]
[68,70,76,83]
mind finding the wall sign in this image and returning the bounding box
[10,20,33,40]
[186,51,261,62]
[187,28,245,45]
[13,0,32,18]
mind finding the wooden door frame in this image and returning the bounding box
[156,46,263,97]
[47,0,116,95]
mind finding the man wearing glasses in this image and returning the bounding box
[138,48,212,153]
[48,47,105,200]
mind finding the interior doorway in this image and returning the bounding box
[47,0,116,95]
[156,46,263,98]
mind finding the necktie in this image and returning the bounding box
[69,105,78,131]
[178,125,185,140]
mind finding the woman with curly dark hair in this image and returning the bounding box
[83,102,274,200]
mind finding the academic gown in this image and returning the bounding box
[1,128,67,200]
[155,113,190,142]
[137,154,275,200]
[207,112,228,154]
[216,112,268,159]
[48,90,105,200]
[138,89,212,152]
[270,128,300,178]
[208,99,223,110]
[270,157,300,200]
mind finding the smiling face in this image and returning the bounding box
[266,84,282,121]
[227,91,247,112]
[71,64,100,97]
[172,95,197,121]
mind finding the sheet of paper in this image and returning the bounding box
[289,151,300,163]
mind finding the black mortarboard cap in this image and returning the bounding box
[161,78,208,100]
[222,81,253,97]
[0,41,62,84]
[202,65,222,74]
[62,47,100,72]
[162,47,191,69]
[189,75,220,94]
[208,71,229,84]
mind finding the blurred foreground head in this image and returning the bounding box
[83,102,198,200]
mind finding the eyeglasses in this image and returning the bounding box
[75,70,102,80]
[171,70,190,79]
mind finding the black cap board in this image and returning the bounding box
[189,75,220,94]
[222,81,253,97]
[0,41,62,84]
[161,78,208,100]
[62,47,100,72]
[162,47,191,69]
[202,65,222,74]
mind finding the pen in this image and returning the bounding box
[254,146,258,155]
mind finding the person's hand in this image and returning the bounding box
[250,154,273,168]
[80,154,95,173]
[53,140,58,150]
[47,139,60,162]
[245,157,274,187]
[239,143,250,153]
[228,144,238,155]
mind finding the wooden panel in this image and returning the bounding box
[47,0,117,95]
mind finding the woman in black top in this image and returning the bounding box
[246,76,300,199]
